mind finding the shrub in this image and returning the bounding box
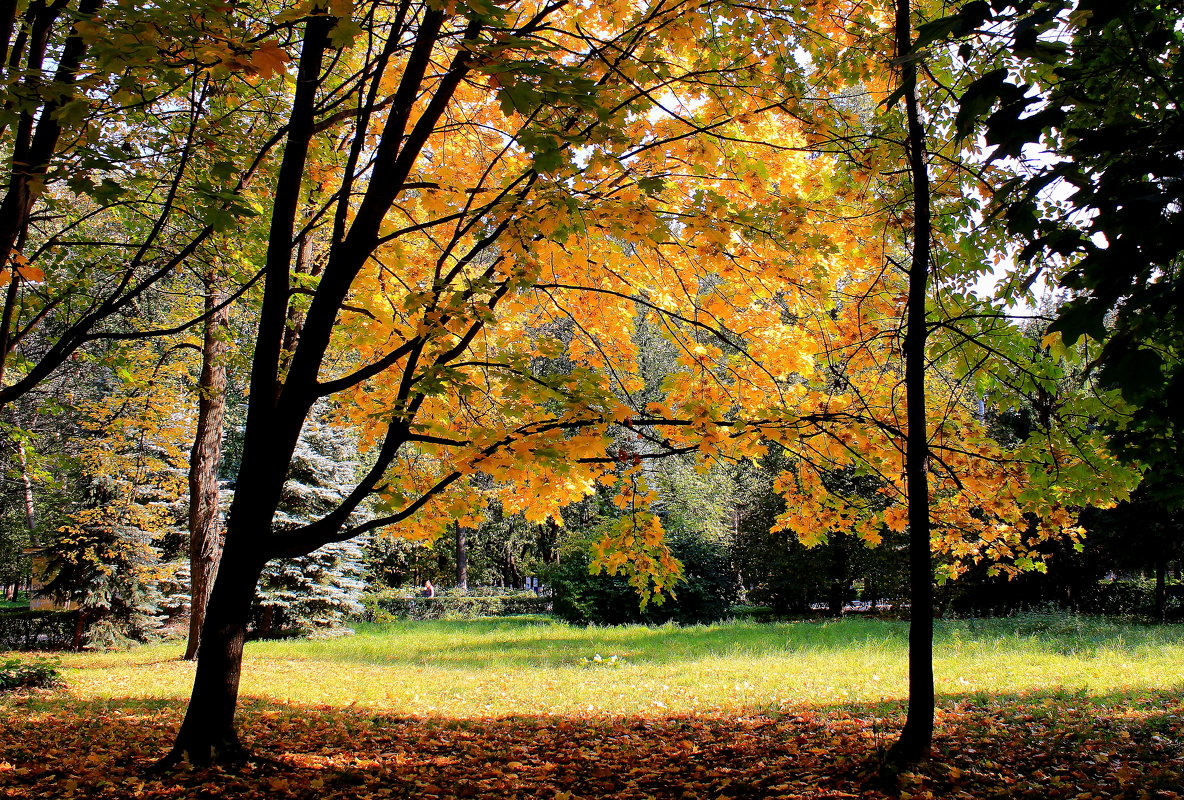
[937,574,1184,619]
[546,525,739,626]
[0,609,78,650]
[359,588,549,621]
[1078,578,1184,619]
[0,657,64,692]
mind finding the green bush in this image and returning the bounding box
[359,588,549,621]
[0,657,64,692]
[0,608,78,650]
[1078,578,1184,618]
[546,526,739,626]
[938,574,1184,619]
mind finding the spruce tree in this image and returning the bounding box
[250,413,367,637]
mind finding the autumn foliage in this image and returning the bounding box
[0,0,1169,778]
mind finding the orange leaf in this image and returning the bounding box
[248,41,291,79]
[15,264,45,282]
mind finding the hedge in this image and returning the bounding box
[359,589,550,621]
[0,609,78,650]
[1076,578,1184,619]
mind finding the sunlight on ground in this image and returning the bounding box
[45,617,1184,717]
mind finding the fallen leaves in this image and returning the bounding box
[0,692,1181,799]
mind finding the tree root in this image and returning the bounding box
[149,736,287,774]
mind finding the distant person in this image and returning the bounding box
[422,580,435,599]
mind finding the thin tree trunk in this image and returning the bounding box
[0,275,19,396]
[16,438,36,540]
[185,283,230,661]
[455,524,468,591]
[1154,560,1167,621]
[886,0,935,768]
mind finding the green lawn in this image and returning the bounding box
[45,614,1184,716]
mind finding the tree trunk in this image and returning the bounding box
[886,0,935,769]
[1155,560,1167,621]
[161,540,267,766]
[185,284,230,661]
[71,609,85,650]
[455,524,468,591]
[162,15,332,766]
[16,438,37,542]
[452,520,466,591]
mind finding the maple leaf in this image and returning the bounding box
[247,41,291,79]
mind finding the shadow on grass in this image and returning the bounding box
[2,687,1181,799]
[266,616,1184,670]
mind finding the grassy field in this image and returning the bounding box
[3,614,1183,799]
[35,614,1184,716]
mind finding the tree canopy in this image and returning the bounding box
[0,0,1171,771]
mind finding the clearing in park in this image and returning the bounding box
[2,615,1183,798]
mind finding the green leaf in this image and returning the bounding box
[1048,300,1108,347]
[328,19,363,48]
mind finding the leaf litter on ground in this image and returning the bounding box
[1,690,1181,799]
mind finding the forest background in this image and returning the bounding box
[0,0,1181,774]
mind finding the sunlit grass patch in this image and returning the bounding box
[22,614,1184,718]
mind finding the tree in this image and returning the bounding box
[944,0,1183,506]
[37,338,194,647]
[0,0,289,411]
[887,0,936,763]
[768,0,1143,765]
[0,1,299,633]
[252,410,367,637]
[161,0,901,765]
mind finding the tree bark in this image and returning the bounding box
[455,524,468,591]
[185,282,230,661]
[161,538,267,766]
[886,0,935,768]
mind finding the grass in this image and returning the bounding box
[32,613,1184,717]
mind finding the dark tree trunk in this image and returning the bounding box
[162,539,267,766]
[827,541,851,616]
[886,0,935,769]
[162,14,333,765]
[185,283,230,661]
[162,0,486,766]
[71,609,85,650]
[1155,560,1167,621]
[258,606,274,640]
[455,524,468,591]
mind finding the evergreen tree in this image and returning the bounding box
[250,413,367,638]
